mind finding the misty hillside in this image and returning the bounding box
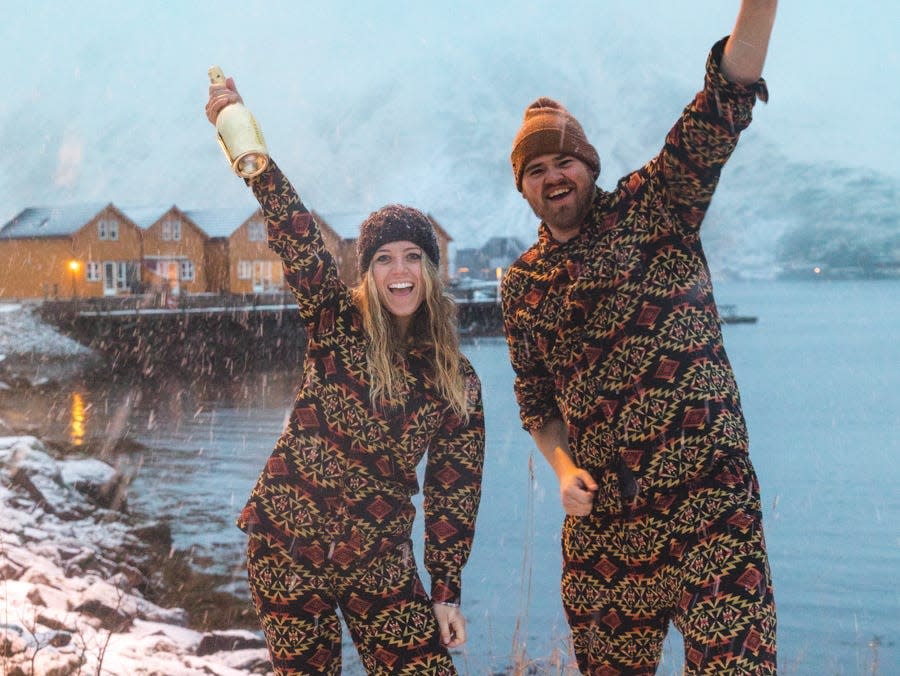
[2,2,897,280]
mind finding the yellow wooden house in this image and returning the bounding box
[0,204,454,300]
[123,206,210,297]
[0,204,143,299]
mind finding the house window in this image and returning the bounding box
[248,221,266,242]
[98,219,119,241]
[86,261,101,282]
[252,260,275,291]
[180,260,195,281]
[116,262,129,291]
[237,260,252,280]
[162,219,182,241]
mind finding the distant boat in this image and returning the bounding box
[719,304,758,324]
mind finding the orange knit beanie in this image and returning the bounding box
[510,97,600,192]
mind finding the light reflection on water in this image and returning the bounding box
[69,391,86,446]
[5,367,299,572]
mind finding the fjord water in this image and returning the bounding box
[11,280,898,674]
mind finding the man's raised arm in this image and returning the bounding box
[722,0,778,84]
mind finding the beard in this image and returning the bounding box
[528,183,595,240]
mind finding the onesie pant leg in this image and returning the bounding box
[561,458,776,675]
[336,541,457,675]
[670,466,777,674]
[247,532,457,675]
[561,511,671,675]
[246,530,343,675]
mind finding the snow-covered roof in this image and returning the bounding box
[0,204,110,239]
[116,206,174,229]
[180,207,259,238]
[314,211,370,240]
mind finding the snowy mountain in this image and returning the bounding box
[2,2,897,280]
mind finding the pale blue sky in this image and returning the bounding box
[1,0,897,222]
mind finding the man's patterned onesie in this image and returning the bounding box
[501,39,776,675]
[238,162,485,675]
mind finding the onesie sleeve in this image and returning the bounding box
[247,160,347,323]
[501,263,563,432]
[423,361,485,605]
[653,36,769,234]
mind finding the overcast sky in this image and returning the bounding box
[1,0,897,222]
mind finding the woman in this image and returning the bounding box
[207,79,485,675]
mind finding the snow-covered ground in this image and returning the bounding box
[0,305,278,674]
[0,302,91,358]
[0,434,274,675]
[0,302,100,390]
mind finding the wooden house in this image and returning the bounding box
[310,211,365,287]
[0,204,143,299]
[182,208,283,295]
[0,202,455,300]
[184,208,357,294]
[123,206,209,296]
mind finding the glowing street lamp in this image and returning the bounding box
[68,259,80,298]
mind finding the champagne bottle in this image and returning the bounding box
[208,66,269,178]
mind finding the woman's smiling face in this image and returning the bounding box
[370,240,426,332]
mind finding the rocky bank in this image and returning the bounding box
[0,434,274,675]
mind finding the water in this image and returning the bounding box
[4,280,897,674]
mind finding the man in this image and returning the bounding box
[500,2,778,674]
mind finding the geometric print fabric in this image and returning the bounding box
[561,456,776,674]
[501,38,776,674]
[238,162,485,672]
[247,530,456,674]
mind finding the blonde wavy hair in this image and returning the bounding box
[353,255,469,421]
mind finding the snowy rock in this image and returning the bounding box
[25,582,72,614]
[0,303,99,387]
[60,456,132,510]
[59,456,117,486]
[197,629,268,656]
[0,435,274,675]
[0,304,92,359]
[4,439,95,520]
[0,558,24,580]
[0,624,28,656]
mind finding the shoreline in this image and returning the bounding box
[0,434,273,675]
[0,302,102,389]
[0,303,277,673]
